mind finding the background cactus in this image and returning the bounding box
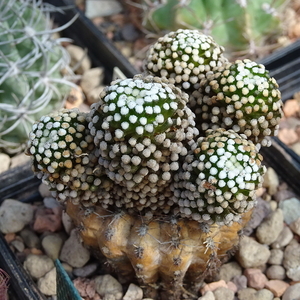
[135,0,289,59]
[26,30,282,299]
[0,0,76,153]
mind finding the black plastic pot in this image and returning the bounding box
[0,2,300,298]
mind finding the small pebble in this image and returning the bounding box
[283,243,300,281]
[266,265,286,280]
[23,254,54,280]
[80,67,104,95]
[256,209,284,245]
[271,226,294,249]
[198,291,215,300]
[38,183,52,198]
[289,217,300,235]
[219,261,242,282]
[213,286,234,300]
[73,262,99,278]
[37,267,57,296]
[0,199,35,234]
[236,236,271,268]
[263,168,279,196]
[11,238,25,252]
[264,280,290,297]
[94,274,123,300]
[19,227,41,249]
[200,280,227,294]
[33,206,63,233]
[244,268,268,290]
[123,283,143,300]
[231,275,248,291]
[278,128,299,145]
[42,233,66,260]
[282,282,300,300]
[279,197,300,224]
[237,288,257,300]
[61,211,75,234]
[60,229,91,268]
[85,0,123,18]
[66,44,91,74]
[268,249,284,265]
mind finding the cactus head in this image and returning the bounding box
[88,74,198,214]
[26,109,113,206]
[144,29,228,92]
[173,129,266,226]
[192,59,283,147]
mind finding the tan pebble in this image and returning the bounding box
[256,187,266,198]
[200,280,227,294]
[10,153,30,169]
[278,128,299,145]
[283,99,300,118]
[66,44,91,75]
[264,279,290,297]
[65,86,84,109]
[263,167,279,196]
[80,67,104,95]
[4,232,16,243]
[289,217,300,235]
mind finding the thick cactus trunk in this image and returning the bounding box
[66,200,253,299]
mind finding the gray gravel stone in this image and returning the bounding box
[268,249,284,265]
[73,262,99,277]
[279,197,300,224]
[123,283,143,300]
[237,288,257,300]
[283,242,300,281]
[10,238,25,252]
[42,233,65,260]
[94,274,123,300]
[37,267,56,296]
[271,226,294,249]
[0,199,35,234]
[213,287,234,300]
[59,229,90,268]
[23,254,54,280]
[198,291,215,300]
[266,265,286,280]
[219,261,242,282]
[19,227,41,249]
[232,275,247,290]
[236,236,271,268]
[85,0,123,18]
[282,283,300,300]
[289,217,300,235]
[243,198,271,236]
[255,289,275,300]
[256,209,284,245]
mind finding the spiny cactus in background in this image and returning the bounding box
[136,0,288,59]
[26,30,282,299]
[0,0,76,153]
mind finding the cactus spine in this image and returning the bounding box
[0,0,76,153]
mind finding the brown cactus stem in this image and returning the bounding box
[66,201,253,299]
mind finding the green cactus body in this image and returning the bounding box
[191,59,283,147]
[141,0,287,58]
[88,75,198,213]
[145,29,227,92]
[0,0,75,153]
[173,128,266,225]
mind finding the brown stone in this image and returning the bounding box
[264,280,290,297]
[278,128,298,145]
[33,206,63,233]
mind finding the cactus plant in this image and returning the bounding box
[0,0,76,153]
[136,0,288,59]
[26,30,283,299]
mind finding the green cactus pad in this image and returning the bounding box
[173,129,266,225]
[26,109,113,206]
[191,59,283,147]
[88,75,198,212]
[144,29,228,91]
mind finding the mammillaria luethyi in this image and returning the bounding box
[26,29,283,299]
